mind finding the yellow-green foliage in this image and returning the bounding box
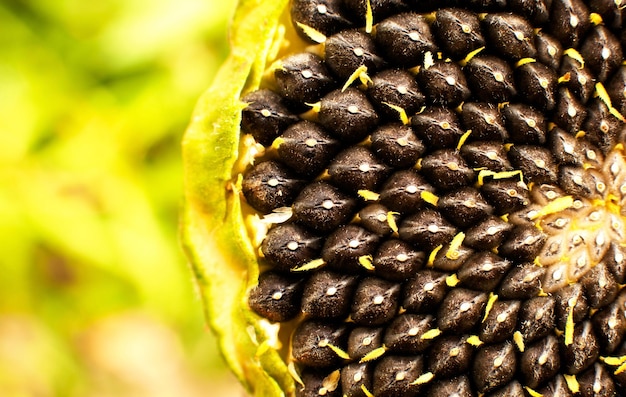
[0,0,238,395]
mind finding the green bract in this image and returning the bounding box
[181,0,295,396]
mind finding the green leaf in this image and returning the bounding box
[180,0,295,396]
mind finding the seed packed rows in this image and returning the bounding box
[238,0,626,396]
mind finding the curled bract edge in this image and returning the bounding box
[180,0,295,396]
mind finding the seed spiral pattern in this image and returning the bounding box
[240,0,626,396]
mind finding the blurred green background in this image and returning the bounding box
[0,0,245,395]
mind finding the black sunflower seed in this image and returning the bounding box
[373,239,425,281]
[327,146,389,194]
[275,53,335,112]
[577,139,605,167]
[242,160,305,213]
[606,66,626,116]
[383,313,436,354]
[420,149,476,192]
[578,362,617,397]
[498,224,546,262]
[507,144,558,184]
[379,169,434,214]
[552,89,588,134]
[350,277,401,326]
[318,88,379,143]
[428,335,475,378]
[240,89,299,146]
[347,326,385,360]
[457,251,512,291]
[480,178,530,215]
[460,140,512,171]
[411,106,464,149]
[520,334,561,389]
[301,270,359,319]
[534,31,564,71]
[509,0,551,25]
[549,125,585,165]
[472,341,517,394]
[485,381,524,397]
[483,12,537,60]
[358,204,397,237]
[324,29,384,80]
[459,102,508,142]
[580,25,623,83]
[557,165,602,199]
[562,320,600,375]
[370,123,425,168]
[372,355,425,397]
[549,0,591,48]
[603,242,626,284]
[510,204,545,226]
[398,208,458,251]
[538,374,574,397]
[590,0,625,30]
[374,12,437,67]
[559,54,596,104]
[433,8,485,59]
[581,261,619,309]
[291,0,352,42]
[554,282,590,329]
[438,187,494,229]
[342,0,408,25]
[518,295,556,344]
[432,242,475,272]
[463,216,514,251]
[450,0,508,11]
[296,370,342,397]
[480,300,521,344]
[292,181,356,233]
[592,290,626,354]
[501,103,547,145]
[582,98,623,154]
[464,55,517,103]
[261,223,322,271]
[248,271,304,322]
[529,182,566,206]
[368,70,425,122]
[427,375,473,397]
[341,362,373,397]
[292,320,350,368]
[499,262,545,299]
[322,224,381,273]
[418,59,471,106]
[402,269,449,314]
[277,121,341,177]
[515,61,558,111]
[437,288,489,333]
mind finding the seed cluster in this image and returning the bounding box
[240,0,626,396]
